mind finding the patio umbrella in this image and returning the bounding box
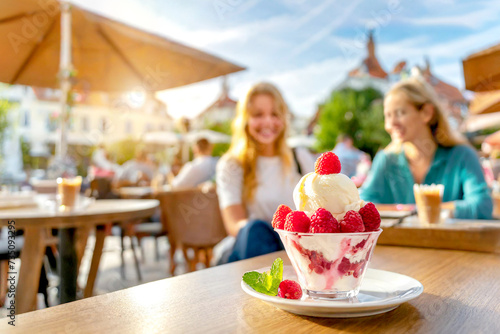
[468,90,500,115]
[0,0,245,157]
[463,42,500,92]
[463,112,500,132]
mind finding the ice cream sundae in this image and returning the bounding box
[273,152,382,299]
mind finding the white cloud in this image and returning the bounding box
[73,0,500,120]
[394,2,500,28]
[157,57,349,120]
[156,77,222,119]
[230,57,349,117]
[289,0,363,58]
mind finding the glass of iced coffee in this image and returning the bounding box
[57,176,82,211]
[413,184,444,225]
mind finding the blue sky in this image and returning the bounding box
[73,0,500,119]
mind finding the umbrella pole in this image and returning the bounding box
[57,2,79,306]
[57,1,72,159]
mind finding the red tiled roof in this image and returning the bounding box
[422,71,466,104]
[198,94,237,118]
[348,31,388,79]
[392,61,407,74]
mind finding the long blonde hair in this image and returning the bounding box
[225,82,293,203]
[385,77,467,151]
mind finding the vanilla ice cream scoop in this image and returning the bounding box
[293,172,364,220]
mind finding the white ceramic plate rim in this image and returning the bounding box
[241,267,423,311]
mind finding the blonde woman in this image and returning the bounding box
[215,82,314,262]
[360,77,492,219]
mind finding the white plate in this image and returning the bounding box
[241,266,423,318]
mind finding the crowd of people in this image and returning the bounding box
[86,77,494,265]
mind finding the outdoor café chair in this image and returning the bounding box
[157,187,227,274]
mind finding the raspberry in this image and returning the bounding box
[340,210,365,233]
[359,202,381,231]
[314,152,341,175]
[284,211,310,233]
[277,280,302,299]
[309,208,339,233]
[338,257,366,278]
[272,204,292,230]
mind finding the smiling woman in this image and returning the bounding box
[215,82,315,263]
[360,77,493,220]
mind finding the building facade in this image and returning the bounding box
[0,84,174,180]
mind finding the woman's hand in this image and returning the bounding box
[221,204,248,237]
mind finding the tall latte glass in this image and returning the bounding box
[413,184,444,225]
[57,176,82,211]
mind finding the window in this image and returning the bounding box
[23,110,30,127]
[46,112,58,132]
[99,117,110,134]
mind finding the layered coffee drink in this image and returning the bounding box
[57,176,82,208]
[413,184,444,225]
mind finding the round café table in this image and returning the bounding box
[0,199,159,314]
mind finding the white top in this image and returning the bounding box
[172,156,218,189]
[91,148,120,172]
[216,147,315,222]
[114,161,155,183]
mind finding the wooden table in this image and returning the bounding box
[0,199,158,314]
[379,217,500,253]
[3,246,499,333]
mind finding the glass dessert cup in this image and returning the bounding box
[275,229,382,300]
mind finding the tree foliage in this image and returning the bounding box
[107,137,141,165]
[0,100,12,165]
[0,100,12,144]
[208,120,232,157]
[314,87,391,158]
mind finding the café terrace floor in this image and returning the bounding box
[1,234,187,317]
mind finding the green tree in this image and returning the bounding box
[0,100,12,141]
[108,137,141,165]
[314,87,390,158]
[0,100,12,164]
[208,120,232,157]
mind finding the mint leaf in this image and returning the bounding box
[242,271,260,286]
[243,272,273,295]
[242,258,283,296]
[270,258,283,293]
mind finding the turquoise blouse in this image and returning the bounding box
[360,145,493,220]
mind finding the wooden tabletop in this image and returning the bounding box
[0,199,160,314]
[0,199,159,228]
[379,218,500,253]
[3,246,499,333]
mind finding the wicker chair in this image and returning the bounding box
[157,187,227,274]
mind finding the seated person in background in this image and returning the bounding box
[90,144,120,178]
[166,155,183,184]
[113,150,155,188]
[171,138,218,189]
[333,134,368,178]
[216,82,315,263]
[360,77,492,219]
